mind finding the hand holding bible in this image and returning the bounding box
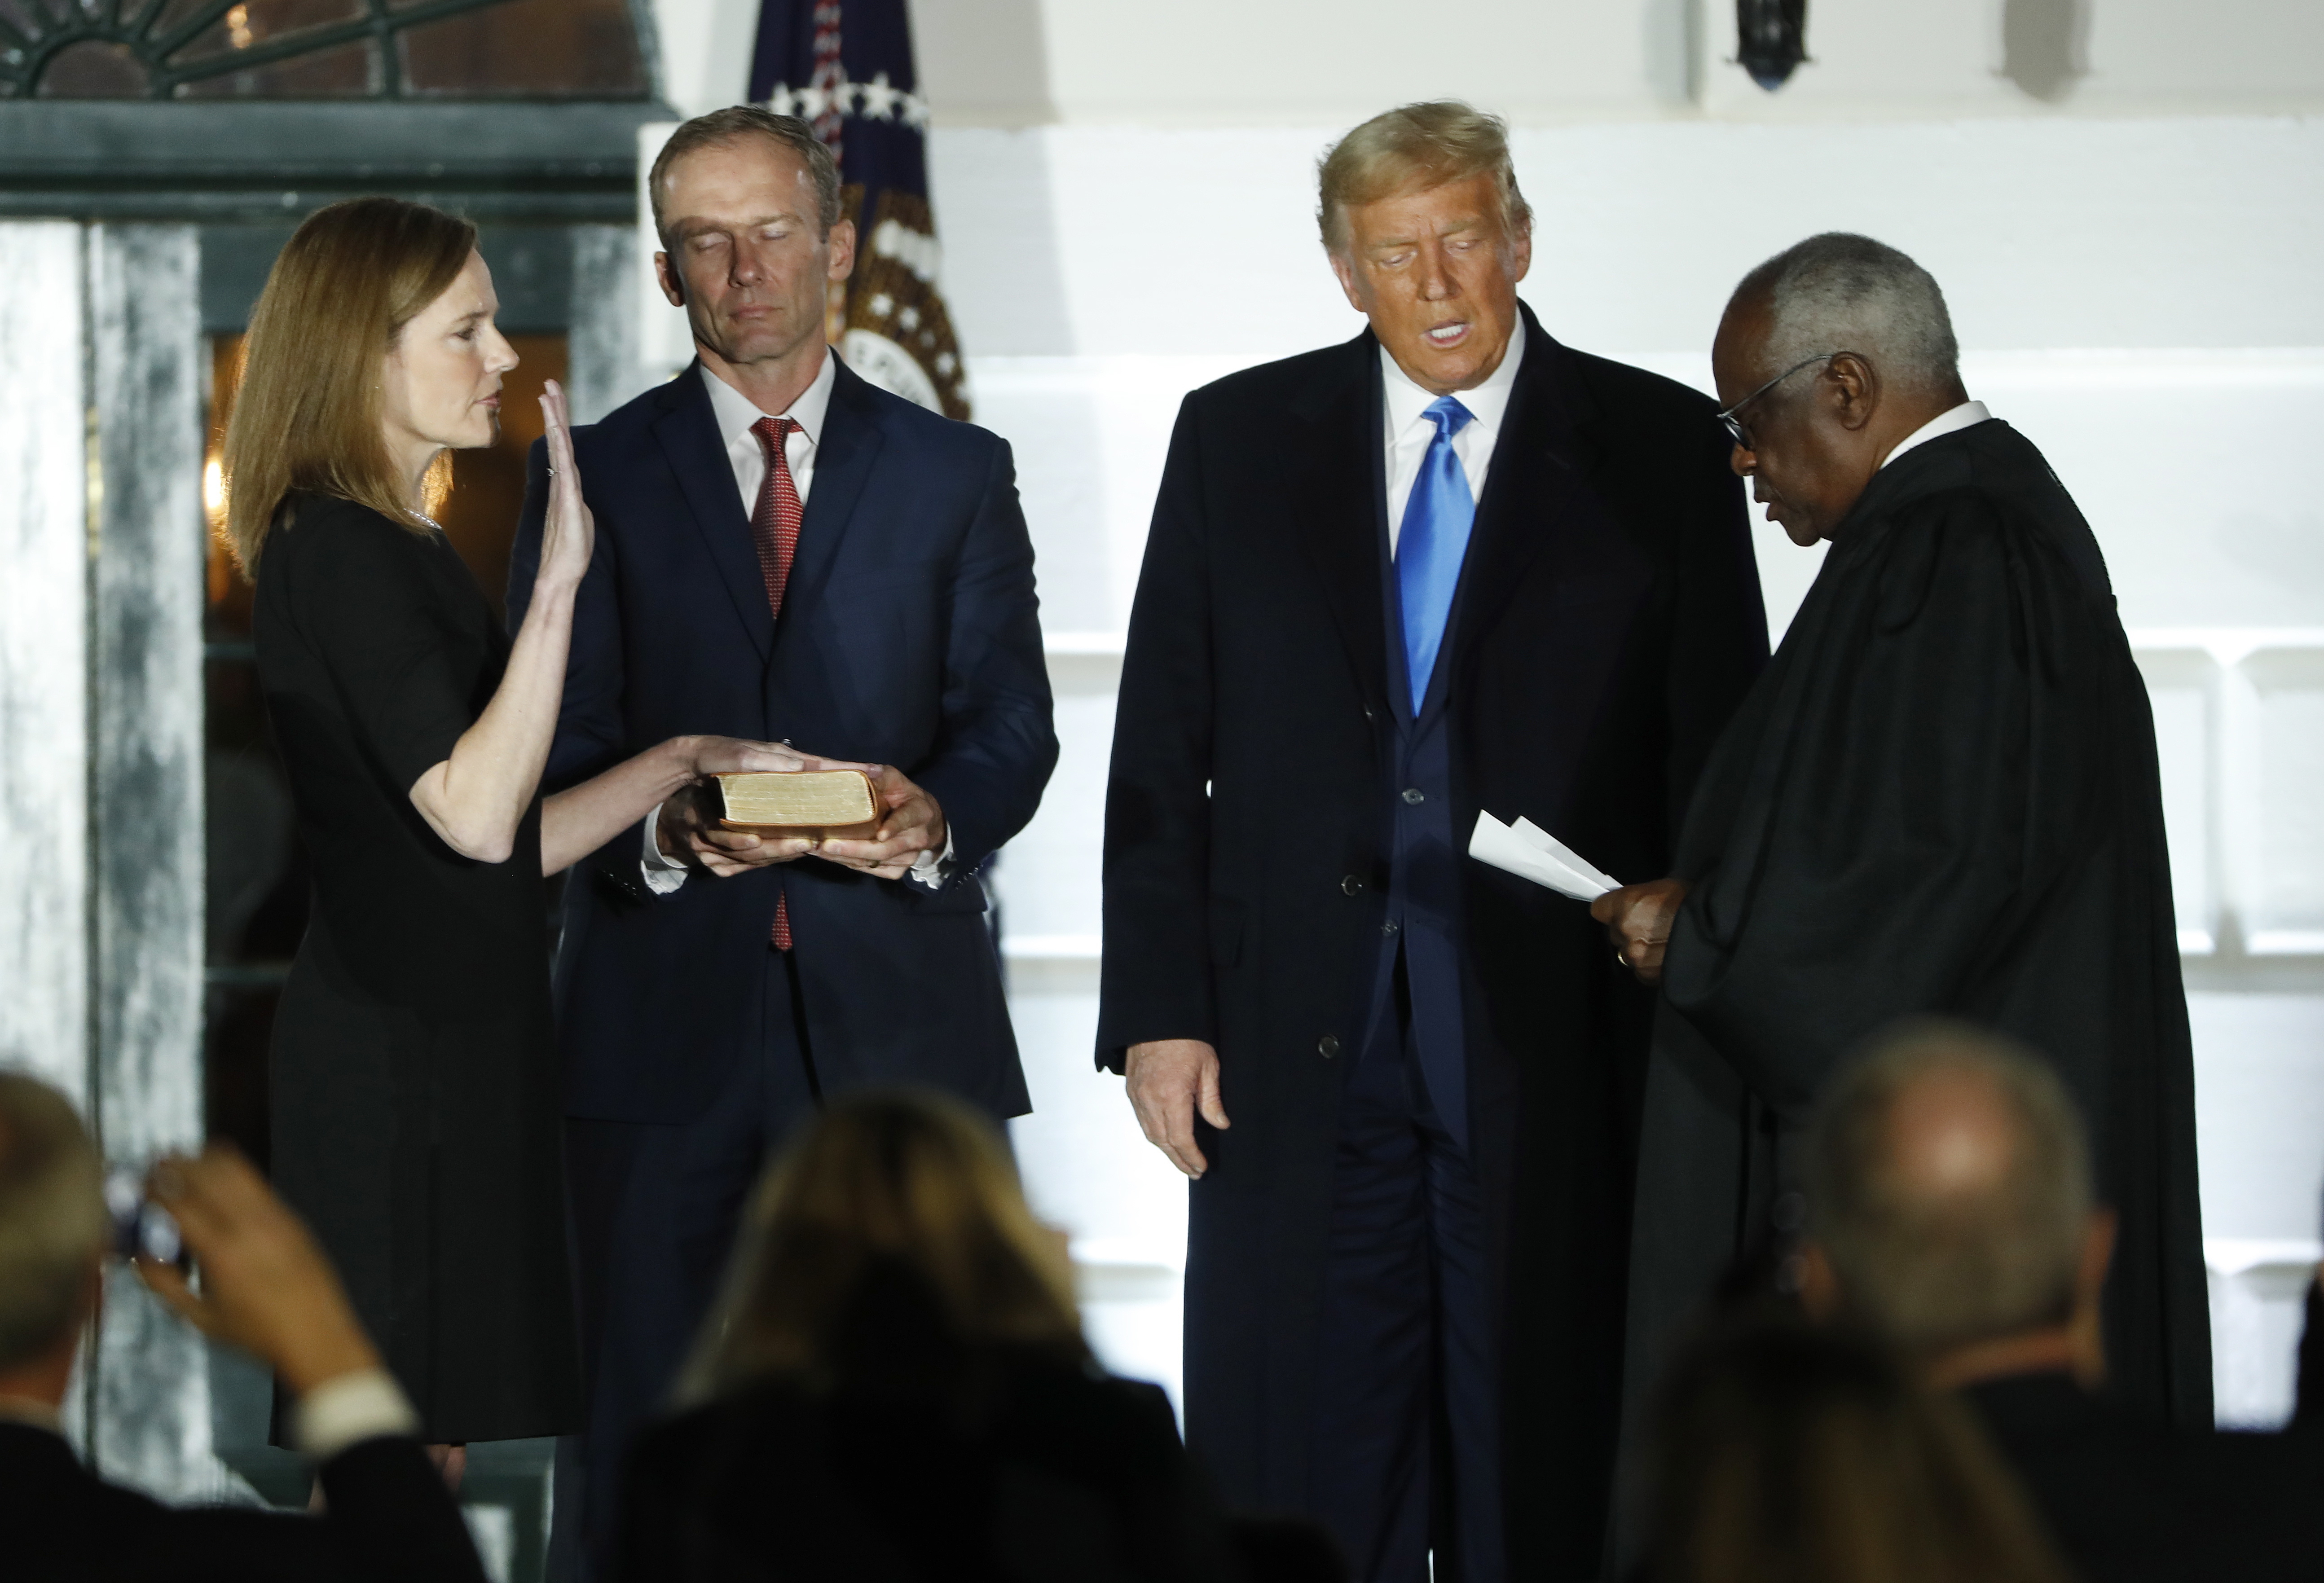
[657,739,866,876]
[814,763,948,880]
[1591,878,1689,985]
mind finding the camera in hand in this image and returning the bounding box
[106,1169,185,1266]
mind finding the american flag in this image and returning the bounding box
[751,0,971,421]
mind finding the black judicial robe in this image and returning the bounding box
[1625,418,2213,1438]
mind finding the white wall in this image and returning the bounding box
[663,0,2324,124]
[640,0,2324,1422]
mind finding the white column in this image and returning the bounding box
[0,222,91,1107]
[84,223,220,1502]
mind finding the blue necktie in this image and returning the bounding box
[1396,396,1476,715]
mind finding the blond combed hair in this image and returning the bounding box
[220,197,476,574]
[1316,100,1534,257]
[0,1072,107,1372]
[679,1089,1084,1402]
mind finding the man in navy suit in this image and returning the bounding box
[1099,103,1765,1580]
[506,106,1055,1564]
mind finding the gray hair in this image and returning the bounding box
[1735,233,1960,399]
[648,106,843,246]
[0,1072,106,1371]
[1807,1020,2092,1358]
[1316,101,1533,259]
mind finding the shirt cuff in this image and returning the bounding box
[291,1368,421,1461]
[641,805,688,895]
[907,828,956,890]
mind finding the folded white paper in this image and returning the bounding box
[1467,811,1619,901]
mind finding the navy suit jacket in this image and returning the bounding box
[508,358,1053,1124]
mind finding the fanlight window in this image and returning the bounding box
[0,0,648,100]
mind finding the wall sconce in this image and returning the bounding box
[1738,0,1808,91]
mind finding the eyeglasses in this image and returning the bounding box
[1716,351,1856,450]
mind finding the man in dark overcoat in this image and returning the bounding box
[1593,235,2213,1493]
[1097,101,1768,1582]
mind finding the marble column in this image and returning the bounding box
[568,222,647,424]
[0,222,91,1111]
[0,220,230,1501]
[85,223,219,1502]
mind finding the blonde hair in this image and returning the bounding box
[1316,100,1533,257]
[1648,1320,2070,1583]
[0,1073,107,1371]
[220,197,477,573]
[679,1090,1084,1402]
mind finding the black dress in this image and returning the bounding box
[255,493,580,1442]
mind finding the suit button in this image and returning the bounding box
[1401,787,1425,805]
[1381,920,1400,937]
[1341,875,1364,897]
[1318,1034,1341,1059]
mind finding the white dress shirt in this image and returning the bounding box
[289,1367,423,1460]
[1881,399,1992,469]
[642,354,950,893]
[1381,312,1527,556]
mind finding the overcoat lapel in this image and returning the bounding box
[1289,334,1393,719]
[1440,310,1614,690]
[652,365,772,662]
[779,358,886,633]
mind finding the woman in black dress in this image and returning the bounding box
[222,198,803,1474]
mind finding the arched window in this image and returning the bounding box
[2,0,648,101]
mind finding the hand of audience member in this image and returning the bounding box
[133,1145,382,1396]
[1591,878,1689,985]
[813,764,948,881]
[1126,1039,1229,1178]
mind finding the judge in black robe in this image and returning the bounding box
[1597,235,2213,1451]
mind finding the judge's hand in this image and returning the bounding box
[133,1145,382,1396]
[1126,1038,1229,1178]
[1592,878,1690,985]
[814,764,947,882]
[657,739,868,877]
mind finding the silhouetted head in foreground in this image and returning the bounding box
[1643,1317,2069,1583]
[1800,1019,2113,1390]
[680,1088,1085,1403]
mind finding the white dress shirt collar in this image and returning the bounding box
[1881,398,1992,469]
[701,347,837,454]
[1379,311,1527,442]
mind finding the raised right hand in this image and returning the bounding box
[1125,1038,1229,1178]
[535,378,595,594]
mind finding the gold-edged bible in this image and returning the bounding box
[715,770,881,839]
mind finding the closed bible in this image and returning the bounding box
[716,770,882,839]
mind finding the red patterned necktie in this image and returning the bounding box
[750,415,802,950]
